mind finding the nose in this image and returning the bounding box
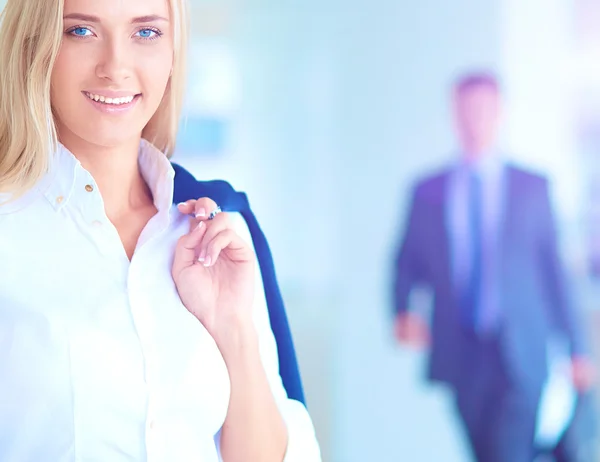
[95,37,132,83]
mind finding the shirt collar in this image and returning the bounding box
[456,151,504,177]
[38,142,80,212]
[138,138,175,212]
[38,139,175,213]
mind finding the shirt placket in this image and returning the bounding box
[74,167,164,457]
[127,216,173,462]
[75,171,130,269]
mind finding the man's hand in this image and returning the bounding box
[571,356,597,392]
[394,312,430,349]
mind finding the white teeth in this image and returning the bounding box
[85,92,135,105]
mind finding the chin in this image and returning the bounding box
[68,128,142,150]
[55,108,152,150]
[86,117,148,144]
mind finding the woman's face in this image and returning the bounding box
[51,0,174,149]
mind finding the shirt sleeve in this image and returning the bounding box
[231,213,322,461]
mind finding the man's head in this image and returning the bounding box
[452,71,502,161]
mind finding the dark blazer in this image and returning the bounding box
[393,164,585,393]
[171,162,305,404]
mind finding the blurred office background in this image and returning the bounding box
[174,1,600,461]
[3,0,600,460]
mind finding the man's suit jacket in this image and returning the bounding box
[393,164,584,393]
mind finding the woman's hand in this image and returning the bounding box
[172,198,256,344]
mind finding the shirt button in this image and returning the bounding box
[149,420,155,430]
[56,196,64,204]
[85,184,94,192]
[91,220,103,228]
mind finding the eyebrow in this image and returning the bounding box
[63,13,168,24]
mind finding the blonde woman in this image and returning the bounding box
[0,0,321,460]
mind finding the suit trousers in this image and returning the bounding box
[453,330,542,462]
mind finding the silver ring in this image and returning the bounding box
[208,206,222,220]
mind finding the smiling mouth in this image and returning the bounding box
[83,92,141,105]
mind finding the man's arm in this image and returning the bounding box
[392,185,430,347]
[537,179,586,355]
[393,185,426,313]
[537,179,597,390]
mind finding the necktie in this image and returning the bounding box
[462,170,483,328]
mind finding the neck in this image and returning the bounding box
[462,143,493,163]
[60,134,154,220]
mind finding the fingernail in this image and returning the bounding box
[195,208,206,218]
[197,255,205,262]
[199,248,207,260]
[203,256,212,267]
[196,221,204,231]
[177,202,187,207]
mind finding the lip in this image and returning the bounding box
[83,91,141,115]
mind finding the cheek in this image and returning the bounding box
[51,48,92,102]
[50,53,70,96]
[138,49,173,96]
[50,58,74,120]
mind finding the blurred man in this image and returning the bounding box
[392,71,595,462]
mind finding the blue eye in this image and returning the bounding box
[136,28,159,40]
[70,27,92,37]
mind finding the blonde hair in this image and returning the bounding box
[0,0,189,200]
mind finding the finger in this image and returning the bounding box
[193,197,219,221]
[197,212,231,262]
[187,216,196,233]
[172,220,209,275]
[202,229,251,267]
[176,199,196,215]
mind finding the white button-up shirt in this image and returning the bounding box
[0,140,320,462]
